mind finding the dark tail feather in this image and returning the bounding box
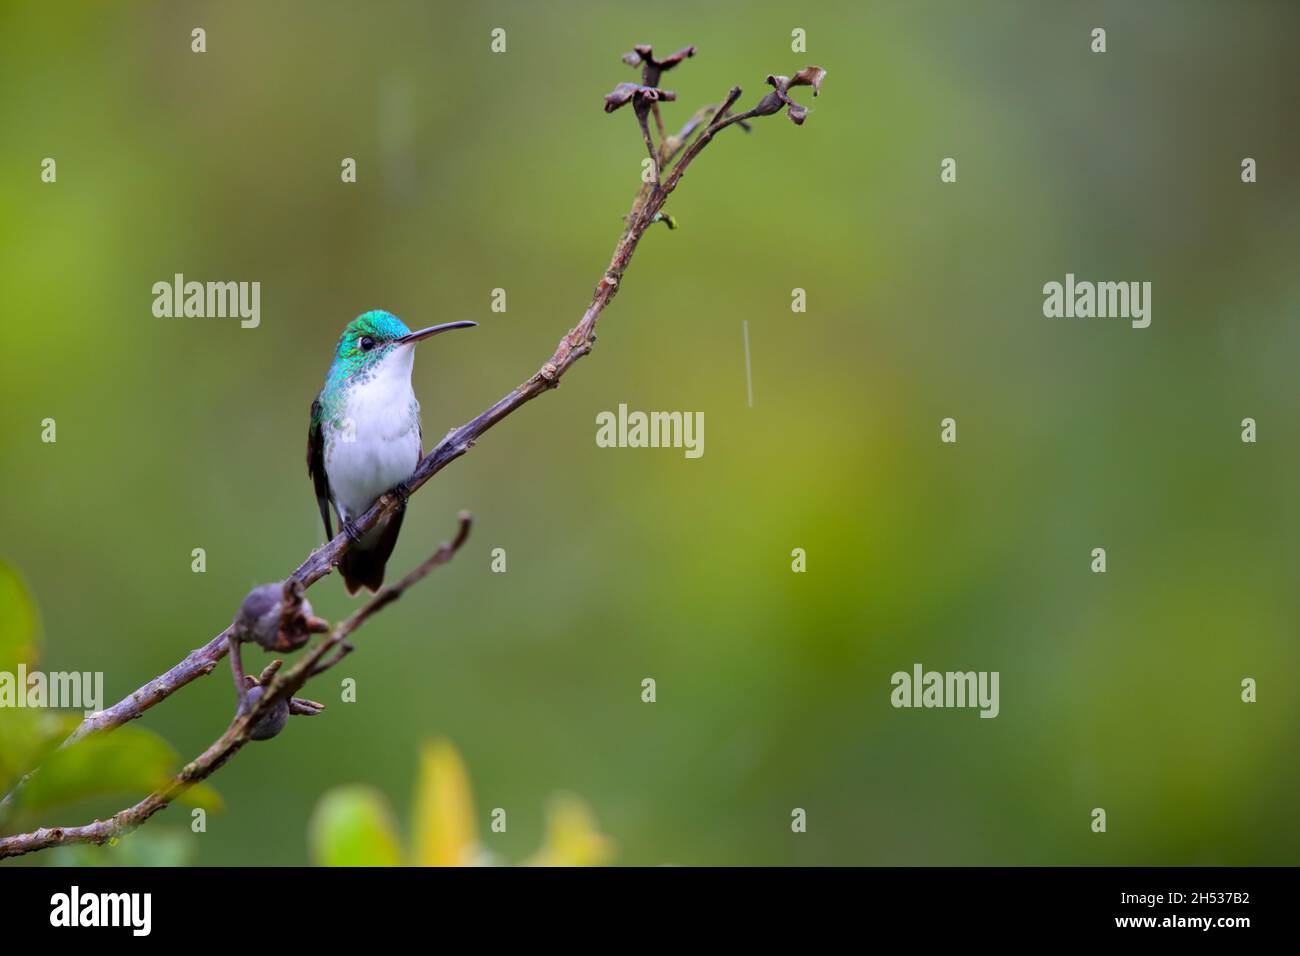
[339,505,405,594]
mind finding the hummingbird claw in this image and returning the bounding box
[389,481,411,505]
[342,520,363,544]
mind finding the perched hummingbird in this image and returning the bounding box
[307,309,476,593]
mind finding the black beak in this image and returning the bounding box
[395,321,477,344]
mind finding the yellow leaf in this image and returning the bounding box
[525,793,614,867]
[412,739,478,866]
[182,781,223,812]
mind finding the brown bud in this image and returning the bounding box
[233,581,329,653]
[622,43,695,87]
[754,66,827,125]
[235,674,325,741]
[604,82,677,114]
[237,682,290,741]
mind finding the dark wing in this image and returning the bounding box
[306,396,334,539]
[339,504,404,594]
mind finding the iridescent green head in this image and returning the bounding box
[325,309,476,386]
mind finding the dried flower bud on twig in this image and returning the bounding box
[604,83,680,184]
[603,82,677,114]
[235,668,324,742]
[234,580,330,653]
[753,66,828,125]
[621,43,695,86]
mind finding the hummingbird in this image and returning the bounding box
[307,309,476,594]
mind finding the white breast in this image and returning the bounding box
[324,346,421,522]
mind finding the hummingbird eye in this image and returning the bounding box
[359,336,376,352]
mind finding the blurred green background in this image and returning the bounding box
[2,0,1298,866]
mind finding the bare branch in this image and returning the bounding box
[0,49,828,855]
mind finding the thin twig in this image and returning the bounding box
[635,105,660,185]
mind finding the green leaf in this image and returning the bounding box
[0,560,50,797]
[0,558,40,673]
[0,711,79,801]
[309,785,404,867]
[13,725,221,817]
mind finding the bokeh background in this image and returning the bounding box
[1,0,1297,866]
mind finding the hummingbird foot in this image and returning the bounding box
[342,519,364,544]
[388,480,412,506]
